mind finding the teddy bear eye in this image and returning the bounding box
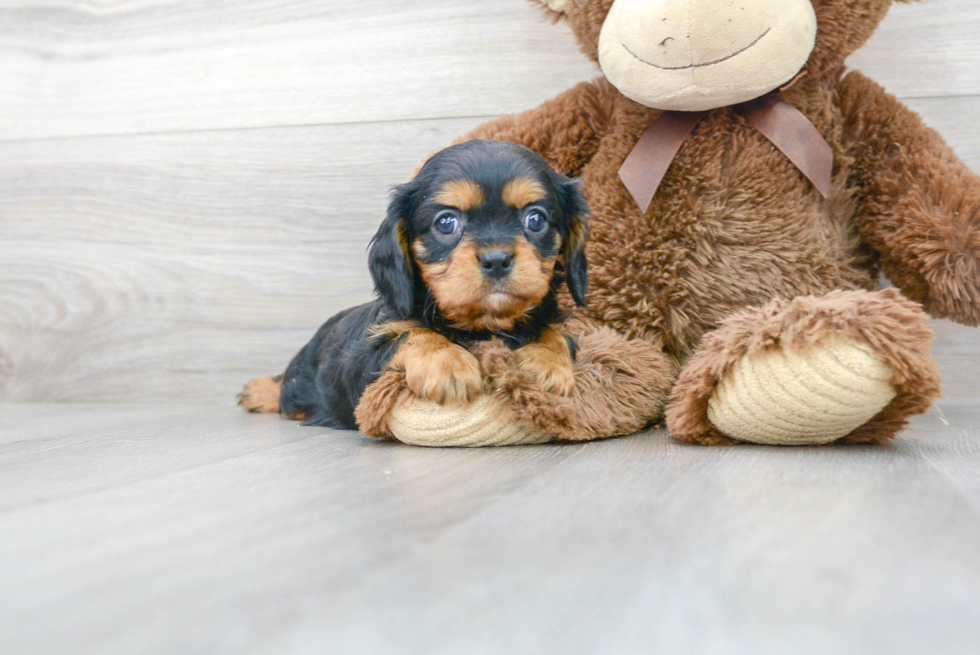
[434,213,460,236]
[524,210,547,233]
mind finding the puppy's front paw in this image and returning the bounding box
[516,331,575,396]
[390,329,483,405]
[405,343,483,404]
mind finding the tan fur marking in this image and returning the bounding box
[387,328,482,404]
[565,214,587,256]
[395,221,411,259]
[412,238,427,260]
[432,179,485,211]
[515,325,575,395]
[237,377,282,413]
[502,176,547,208]
[369,319,422,340]
[511,237,556,302]
[418,237,555,332]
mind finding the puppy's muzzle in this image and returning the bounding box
[478,249,514,281]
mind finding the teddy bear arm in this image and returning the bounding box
[457,79,611,177]
[839,71,980,326]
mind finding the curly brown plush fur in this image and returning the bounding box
[357,0,976,446]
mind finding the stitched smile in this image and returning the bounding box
[622,27,771,70]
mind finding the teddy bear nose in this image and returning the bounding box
[479,249,514,280]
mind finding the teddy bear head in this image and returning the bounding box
[536,0,900,111]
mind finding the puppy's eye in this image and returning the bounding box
[524,210,547,234]
[434,213,460,236]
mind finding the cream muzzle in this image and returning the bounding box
[596,0,817,111]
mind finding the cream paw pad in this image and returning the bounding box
[707,333,897,446]
[388,396,551,447]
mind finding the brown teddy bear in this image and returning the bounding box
[358,0,979,447]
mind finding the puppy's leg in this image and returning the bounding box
[237,375,283,414]
[515,326,575,396]
[388,329,482,404]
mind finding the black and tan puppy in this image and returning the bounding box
[238,139,589,429]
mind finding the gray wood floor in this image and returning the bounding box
[2,402,979,655]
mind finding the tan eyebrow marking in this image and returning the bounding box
[432,179,485,211]
[411,238,428,259]
[502,176,547,208]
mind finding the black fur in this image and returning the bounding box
[557,177,590,307]
[367,186,417,317]
[279,139,590,429]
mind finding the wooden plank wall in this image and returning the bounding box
[1,0,977,405]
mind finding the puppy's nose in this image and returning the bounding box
[478,249,513,280]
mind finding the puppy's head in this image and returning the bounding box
[369,140,589,330]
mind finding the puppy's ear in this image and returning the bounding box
[369,181,419,316]
[556,176,590,307]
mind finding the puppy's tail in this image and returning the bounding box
[237,374,283,413]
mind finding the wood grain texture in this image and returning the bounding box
[1,403,979,654]
[0,117,488,402]
[0,0,977,404]
[846,0,980,99]
[0,0,977,141]
[0,0,599,141]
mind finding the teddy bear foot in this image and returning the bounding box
[666,289,942,446]
[387,396,551,448]
[356,326,677,447]
[706,334,896,445]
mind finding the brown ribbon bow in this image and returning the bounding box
[619,93,834,213]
